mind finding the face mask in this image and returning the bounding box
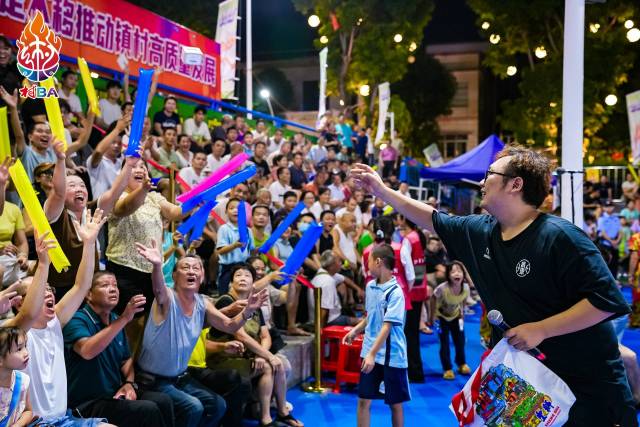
[298,222,311,233]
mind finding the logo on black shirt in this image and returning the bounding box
[484,247,491,260]
[515,259,531,277]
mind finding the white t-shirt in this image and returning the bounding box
[207,154,229,173]
[175,151,193,170]
[58,90,82,114]
[87,155,123,200]
[309,268,344,324]
[328,184,346,203]
[22,317,67,418]
[179,166,207,187]
[98,98,122,127]
[183,118,212,141]
[268,181,292,207]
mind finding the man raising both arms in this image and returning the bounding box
[350,145,637,426]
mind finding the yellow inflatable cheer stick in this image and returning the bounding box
[0,107,11,161]
[9,160,70,272]
[627,164,640,185]
[77,58,101,117]
[41,78,67,151]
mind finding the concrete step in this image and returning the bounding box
[279,334,314,388]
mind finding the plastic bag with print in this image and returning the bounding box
[450,338,576,427]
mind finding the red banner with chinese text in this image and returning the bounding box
[0,0,221,101]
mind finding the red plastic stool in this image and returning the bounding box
[320,325,352,373]
[333,335,364,393]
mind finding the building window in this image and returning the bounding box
[302,80,319,111]
[451,81,469,108]
[441,134,468,159]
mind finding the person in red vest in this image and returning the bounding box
[399,216,429,383]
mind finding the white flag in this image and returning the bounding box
[316,47,328,128]
[375,82,390,145]
[626,90,640,166]
[215,0,239,99]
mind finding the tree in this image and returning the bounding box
[393,51,457,157]
[467,0,640,159]
[291,0,435,115]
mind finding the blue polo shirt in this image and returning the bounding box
[597,212,621,247]
[63,305,131,408]
[361,277,407,369]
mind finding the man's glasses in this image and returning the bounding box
[484,169,517,181]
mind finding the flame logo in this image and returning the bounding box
[16,11,62,82]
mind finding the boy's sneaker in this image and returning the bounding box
[443,370,455,380]
[458,364,471,375]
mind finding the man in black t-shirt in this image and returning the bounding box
[352,145,637,426]
[152,96,181,135]
[250,141,271,177]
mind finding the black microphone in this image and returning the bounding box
[487,310,547,361]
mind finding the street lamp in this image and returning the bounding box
[535,46,547,59]
[359,84,370,96]
[393,34,403,43]
[308,15,320,28]
[625,19,634,29]
[260,88,274,115]
[481,21,490,30]
[320,35,328,44]
[605,94,618,106]
[409,42,417,52]
[589,23,600,33]
[489,34,501,44]
[628,28,640,42]
[506,65,517,76]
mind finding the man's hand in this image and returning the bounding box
[113,383,137,401]
[225,299,248,317]
[35,231,58,266]
[52,139,66,161]
[0,86,18,110]
[253,357,266,373]
[505,322,547,351]
[116,112,132,132]
[269,355,283,373]
[246,288,268,313]
[0,157,13,186]
[350,163,386,197]
[121,295,146,322]
[74,209,107,243]
[223,340,244,355]
[342,330,356,345]
[361,353,375,374]
[135,239,162,266]
[0,280,22,314]
[0,243,19,256]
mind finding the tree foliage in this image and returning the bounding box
[291,0,435,108]
[393,51,457,157]
[467,0,640,159]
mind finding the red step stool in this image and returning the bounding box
[320,325,352,373]
[334,335,364,393]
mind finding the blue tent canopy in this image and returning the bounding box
[420,134,505,181]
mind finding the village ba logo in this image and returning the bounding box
[515,259,530,277]
[16,11,62,82]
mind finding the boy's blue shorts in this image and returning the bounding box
[358,363,411,405]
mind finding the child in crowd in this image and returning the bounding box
[0,327,32,426]
[343,244,410,427]
[430,260,472,380]
[216,198,254,295]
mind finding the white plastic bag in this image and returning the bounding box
[450,338,576,426]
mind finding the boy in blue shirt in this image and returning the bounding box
[343,244,410,427]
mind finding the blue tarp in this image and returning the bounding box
[419,134,505,181]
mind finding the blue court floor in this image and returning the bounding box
[247,288,640,426]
